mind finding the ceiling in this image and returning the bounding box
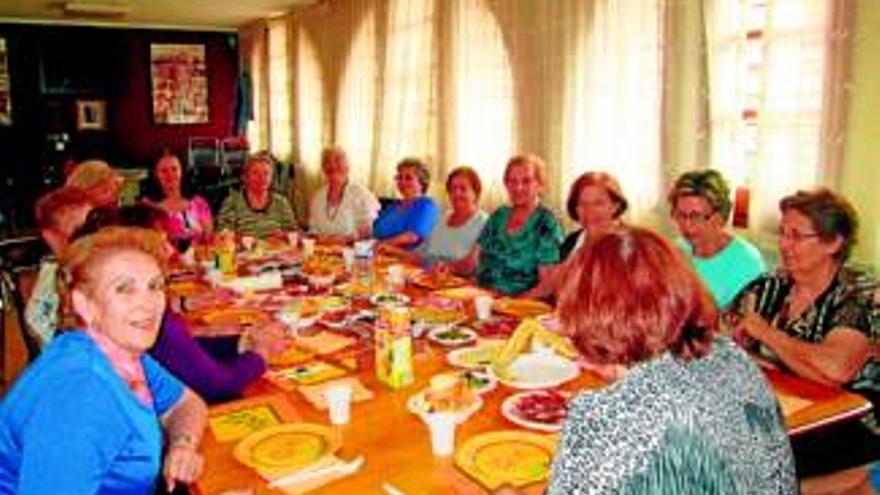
[0,0,318,31]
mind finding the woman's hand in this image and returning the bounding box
[250,322,286,360]
[734,312,774,344]
[163,438,205,492]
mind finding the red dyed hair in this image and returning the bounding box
[565,171,628,221]
[445,166,483,199]
[34,186,92,231]
[557,227,717,365]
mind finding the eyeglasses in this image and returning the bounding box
[778,229,822,243]
[672,210,713,224]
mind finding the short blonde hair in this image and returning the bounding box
[66,160,123,191]
[504,153,547,187]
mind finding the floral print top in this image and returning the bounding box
[547,338,798,495]
[476,205,562,295]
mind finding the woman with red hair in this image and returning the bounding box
[499,227,797,494]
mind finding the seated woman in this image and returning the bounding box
[218,152,296,238]
[524,171,627,299]
[26,186,94,348]
[0,226,207,494]
[77,205,284,403]
[445,154,562,295]
[144,152,213,251]
[498,227,797,495]
[728,188,880,474]
[65,159,124,208]
[669,169,766,309]
[373,158,440,250]
[388,166,487,267]
[308,146,380,242]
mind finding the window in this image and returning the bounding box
[294,26,325,177]
[268,18,292,161]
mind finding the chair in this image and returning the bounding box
[0,264,42,366]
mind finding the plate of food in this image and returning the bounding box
[317,309,351,329]
[233,423,341,475]
[472,316,520,338]
[407,373,483,423]
[370,292,410,307]
[411,306,467,326]
[299,295,349,318]
[460,369,497,395]
[493,298,554,319]
[493,352,579,390]
[501,390,569,432]
[410,271,468,290]
[428,326,478,347]
[447,340,506,369]
[198,307,270,327]
[455,430,558,490]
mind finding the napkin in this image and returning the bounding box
[297,377,374,410]
[259,455,360,494]
[492,319,578,378]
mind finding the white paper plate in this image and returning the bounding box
[427,326,478,347]
[407,390,483,424]
[493,353,579,390]
[446,341,506,370]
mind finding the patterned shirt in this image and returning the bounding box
[547,338,798,495]
[476,205,563,295]
[728,267,880,399]
[217,190,296,238]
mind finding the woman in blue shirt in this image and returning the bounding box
[0,226,207,495]
[373,158,440,250]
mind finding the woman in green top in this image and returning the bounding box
[217,153,296,238]
[442,154,562,295]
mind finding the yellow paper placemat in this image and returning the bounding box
[266,361,349,390]
[297,377,374,410]
[209,405,283,443]
[294,331,357,355]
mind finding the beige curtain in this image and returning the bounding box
[703,0,847,232]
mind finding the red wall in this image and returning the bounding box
[112,30,239,166]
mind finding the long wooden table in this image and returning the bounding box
[194,337,871,495]
[185,246,872,494]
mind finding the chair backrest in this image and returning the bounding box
[0,265,42,363]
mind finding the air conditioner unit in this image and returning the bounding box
[63,1,130,18]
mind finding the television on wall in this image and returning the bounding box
[37,29,121,95]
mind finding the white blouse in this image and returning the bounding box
[308,182,381,237]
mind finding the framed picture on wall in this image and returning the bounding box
[150,43,209,125]
[0,37,11,126]
[76,99,107,130]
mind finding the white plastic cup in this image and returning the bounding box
[241,235,256,251]
[287,231,300,248]
[324,382,353,425]
[424,412,457,456]
[475,295,493,321]
[387,264,405,289]
[342,247,355,272]
[302,238,316,259]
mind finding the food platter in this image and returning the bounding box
[501,390,569,432]
[427,326,478,347]
[410,271,468,290]
[446,341,506,369]
[455,430,558,490]
[369,292,410,307]
[233,423,341,475]
[198,307,270,327]
[493,298,554,319]
[407,390,484,424]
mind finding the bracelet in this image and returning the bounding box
[169,432,198,449]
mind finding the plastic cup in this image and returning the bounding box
[387,264,405,289]
[424,412,457,456]
[302,238,316,259]
[324,382,353,425]
[342,247,355,272]
[287,231,300,248]
[475,295,493,321]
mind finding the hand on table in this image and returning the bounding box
[734,312,774,346]
[163,441,204,493]
[250,322,287,360]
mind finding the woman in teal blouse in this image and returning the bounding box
[443,154,562,295]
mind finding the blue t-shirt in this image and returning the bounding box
[675,234,766,309]
[0,332,185,495]
[373,196,440,249]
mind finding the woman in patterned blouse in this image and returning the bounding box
[442,154,563,295]
[217,153,297,238]
[727,188,880,474]
[498,227,797,494]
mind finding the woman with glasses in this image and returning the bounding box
[373,158,440,250]
[727,188,880,475]
[669,169,766,308]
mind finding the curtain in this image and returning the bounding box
[564,0,665,217]
[267,18,293,162]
